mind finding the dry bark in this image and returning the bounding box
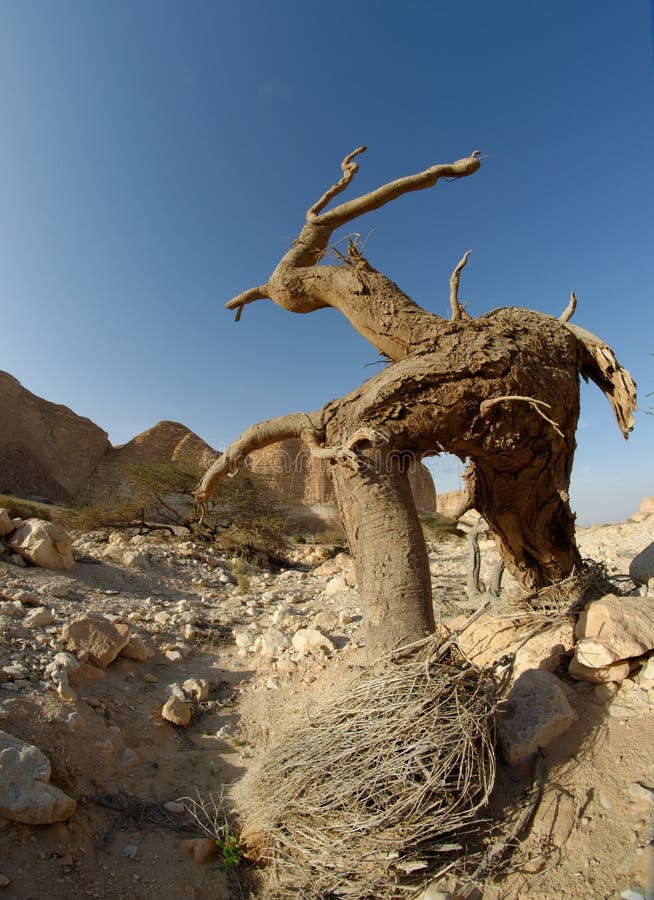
[197,148,636,662]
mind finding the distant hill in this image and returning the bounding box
[0,371,436,514]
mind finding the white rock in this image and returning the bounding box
[575,594,654,666]
[640,657,654,680]
[253,628,290,659]
[291,628,335,655]
[182,678,209,701]
[164,801,185,813]
[23,606,56,628]
[7,519,74,570]
[0,508,14,537]
[499,670,575,765]
[627,782,654,803]
[0,601,23,617]
[324,574,349,596]
[568,655,630,684]
[0,730,76,823]
[629,541,654,585]
[161,695,191,726]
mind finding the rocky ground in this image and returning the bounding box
[1,515,653,899]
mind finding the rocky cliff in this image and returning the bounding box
[1,373,437,516]
[0,371,111,503]
[248,439,437,514]
[86,421,220,496]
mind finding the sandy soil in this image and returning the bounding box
[0,517,652,899]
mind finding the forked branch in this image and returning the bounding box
[313,151,482,230]
[226,285,270,318]
[195,411,325,505]
[307,146,367,220]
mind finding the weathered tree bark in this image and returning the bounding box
[196,148,637,663]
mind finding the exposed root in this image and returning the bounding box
[235,644,500,898]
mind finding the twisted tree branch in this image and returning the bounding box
[314,151,482,230]
[449,250,472,320]
[559,291,577,323]
[565,323,637,438]
[307,145,367,220]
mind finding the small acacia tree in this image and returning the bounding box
[196,148,636,662]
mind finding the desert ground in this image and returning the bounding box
[1,512,653,900]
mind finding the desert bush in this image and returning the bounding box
[0,494,60,522]
[200,471,289,562]
[60,461,200,533]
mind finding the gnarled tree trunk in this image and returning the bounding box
[196,148,636,663]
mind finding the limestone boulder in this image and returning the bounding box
[568,655,630,684]
[162,695,191,726]
[0,731,76,824]
[0,508,14,537]
[292,627,335,654]
[512,621,575,679]
[252,628,290,659]
[7,518,74,570]
[120,634,155,662]
[499,670,575,765]
[62,613,132,667]
[575,593,654,666]
[629,541,654,586]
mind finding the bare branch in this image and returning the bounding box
[225,285,270,319]
[314,151,482,231]
[307,146,367,220]
[565,323,638,438]
[194,411,324,505]
[559,291,577,323]
[449,250,472,320]
[480,395,565,438]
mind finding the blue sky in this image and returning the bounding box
[1,1,652,525]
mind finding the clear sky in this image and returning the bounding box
[1,1,652,525]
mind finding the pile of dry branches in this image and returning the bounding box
[236,644,501,898]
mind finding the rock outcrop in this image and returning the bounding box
[84,420,220,499]
[7,518,75,570]
[435,488,466,518]
[0,371,110,502]
[0,731,76,824]
[1,373,438,518]
[247,438,437,514]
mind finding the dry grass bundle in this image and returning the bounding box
[236,646,501,898]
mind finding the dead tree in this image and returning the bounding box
[196,148,636,662]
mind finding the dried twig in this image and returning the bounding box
[235,645,500,898]
[449,250,472,320]
[559,291,577,323]
[471,750,545,880]
[480,395,565,439]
